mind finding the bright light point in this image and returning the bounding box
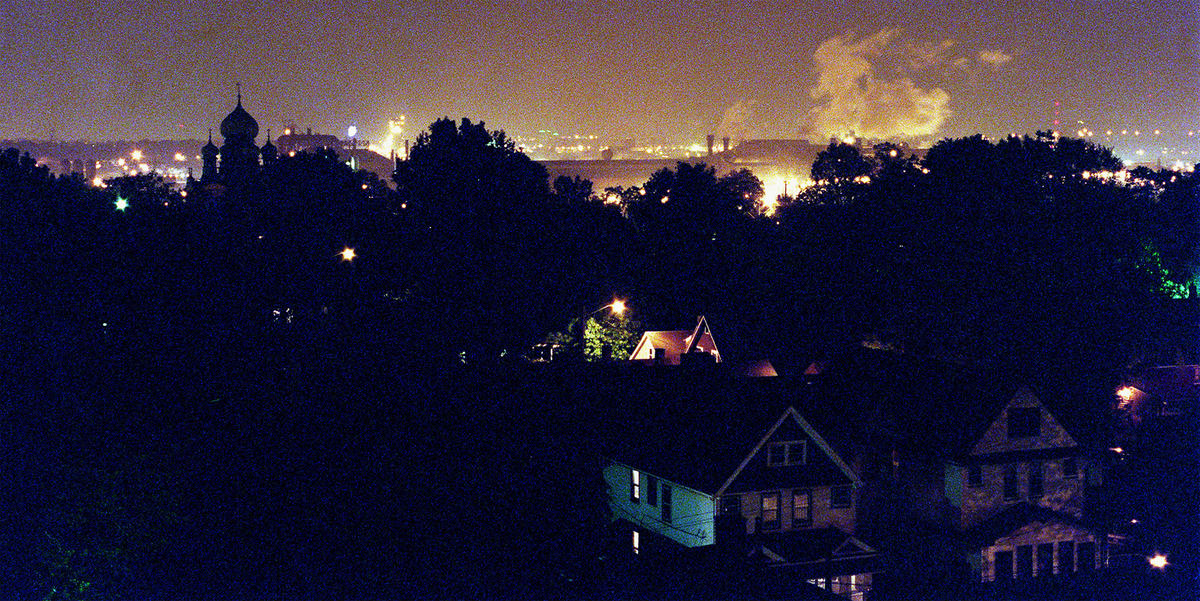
[174,152,186,161]
[1130,518,1139,524]
[340,247,356,261]
[1149,554,1168,569]
[1110,446,1124,454]
[117,158,126,166]
[130,149,143,161]
[114,197,129,211]
[348,126,358,138]
[91,177,105,187]
[1116,386,1136,402]
[611,300,626,315]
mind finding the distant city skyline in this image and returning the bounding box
[2,0,1197,162]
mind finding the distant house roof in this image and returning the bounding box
[630,315,722,365]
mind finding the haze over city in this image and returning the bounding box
[3,0,1199,161]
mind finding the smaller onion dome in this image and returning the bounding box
[202,129,219,157]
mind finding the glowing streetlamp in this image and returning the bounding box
[114,196,129,211]
[339,247,356,261]
[1149,554,1168,570]
[610,299,626,316]
[130,149,143,161]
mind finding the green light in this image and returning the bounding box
[114,196,129,211]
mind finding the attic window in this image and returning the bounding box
[767,441,807,466]
[1007,407,1041,439]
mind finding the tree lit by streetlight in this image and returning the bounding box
[1149,554,1168,569]
[340,247,356,261]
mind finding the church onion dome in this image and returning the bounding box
[262,129,277,153]
[220,95,259,141]
[202,130,219,155]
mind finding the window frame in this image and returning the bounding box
[761,491,781,530]
[1061,456,1079,479]
[661,483,673,524]
[792,488,812,526]
[967,464,983,488]
[1028,462,1044,499]
[766,440,807,466]
[646,474,658,507]
[1003,464,1019,501]
[720,494,741,516]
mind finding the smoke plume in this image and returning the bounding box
[717,98,761,142]
[800,29,950,140]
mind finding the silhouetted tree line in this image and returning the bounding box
[2,122,1198,598]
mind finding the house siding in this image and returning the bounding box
[730,486,856,535]
[958,459,1088,528]
[603,461,715,548]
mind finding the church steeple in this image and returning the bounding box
[201,128,219,181]
[261,128,277,166]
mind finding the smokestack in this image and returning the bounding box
[722,137,730,152]
[706,135,714,156]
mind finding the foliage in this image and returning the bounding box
[582,314,641,361]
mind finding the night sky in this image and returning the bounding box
[2,0,1197,158]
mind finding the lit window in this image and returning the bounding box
[761,492,780,530]
[630,469,640,503]
[632,530,640,554]
[792,489,812,526]
[767,441,807,466]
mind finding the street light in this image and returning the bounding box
[339,247,356,261]
[1149,553,1168,570]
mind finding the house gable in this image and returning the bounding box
[970,386,1078,457]
[717,407,859,496]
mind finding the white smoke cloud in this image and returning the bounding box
[717,98,761,142]
[800,29,951,140]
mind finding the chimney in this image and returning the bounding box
[706,134,715,156]
[722,137,730,152]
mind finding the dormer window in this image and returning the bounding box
[767,441,807,466]
[1007,407,1041,439]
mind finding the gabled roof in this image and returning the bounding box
[963,502,1094,548]
[758,528,878,566]
[596,376,855,495]
[629,315,721,363]
[716,406,860,496]
[797,345,1094,462]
